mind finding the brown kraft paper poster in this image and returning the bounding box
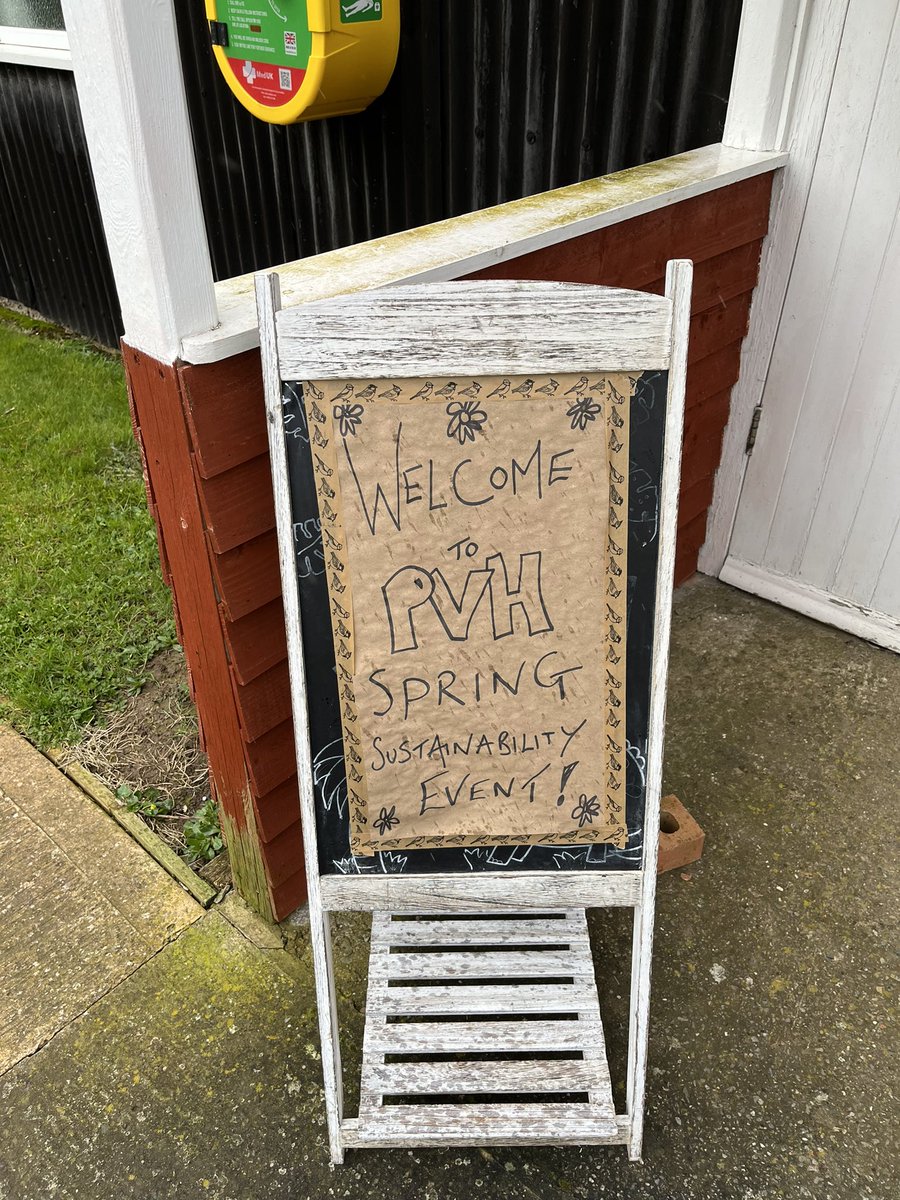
[302,373,634,855]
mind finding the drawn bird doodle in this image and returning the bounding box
[565,375,589,396]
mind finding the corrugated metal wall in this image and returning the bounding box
[0,64,121,346]
[177,0,742,280]
[0,0,740,345]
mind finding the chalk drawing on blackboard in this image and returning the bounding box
[313,737,349,818]
[283,381,311,441]
[293,517,325,577]
[630,467,660,547]
[463,844,534,871]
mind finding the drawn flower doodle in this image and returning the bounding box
[567,395,602,431]
[333,402,364,437]
[446,399,487,444]
[373,805,400,836]
[571,793,602,828]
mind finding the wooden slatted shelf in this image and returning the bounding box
[349,910,620,1148]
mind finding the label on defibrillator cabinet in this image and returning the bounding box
[217,0,312,108]
[339,0,382,23]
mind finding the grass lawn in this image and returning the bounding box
[0,315,175,746]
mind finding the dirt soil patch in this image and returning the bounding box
[60,648,213,862]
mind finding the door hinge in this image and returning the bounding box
[745,404,763,454]
[209,20,229,47]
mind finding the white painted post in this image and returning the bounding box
[61,0,218,362]
[722,0,806,153]
[700,0,848,576]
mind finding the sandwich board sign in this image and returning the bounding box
[256,266,691,1162]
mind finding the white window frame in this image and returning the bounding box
[0,25,71,69]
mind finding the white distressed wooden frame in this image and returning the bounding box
[257,263,692,1163]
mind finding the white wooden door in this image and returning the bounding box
[722,0,900,651]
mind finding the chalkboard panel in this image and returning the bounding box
[281,370,667,875]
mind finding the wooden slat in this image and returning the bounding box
[258,266,343,1153]
[687,339,743,410]
[275,281,673,379]
[367,1060,598,1095]
[602,174,771,286]
[321,871,642,912]
[259,819,304,889]
[623,259,692,1159]
[253,776,301,841]
[223,600,287,687]
[679,476,715,528]
[211,530,281,623]
[688,291,753,365]
[371,981,599,1015]
[359,905,616,1146]
[376,917,586,946]
[363,1019,600,1054]
[179,351,268,479]
[244,718,296,796]
[682,432,729,494]
[373,950,592,980]
[348,1104,618,1142]
[232,658,292,743]
[690,239,763,313]
[270,866,307,921]
[681,389,732,489]
[196,452,275,554]
[127,405,173,589]
[643,242,763,315]
[674,511,709,585]
[373,909,578,926]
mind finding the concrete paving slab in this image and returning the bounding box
[0,727,200,946]
[0,912,317,1200]
[0,727,201,1073]
[0,795,150,1074]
